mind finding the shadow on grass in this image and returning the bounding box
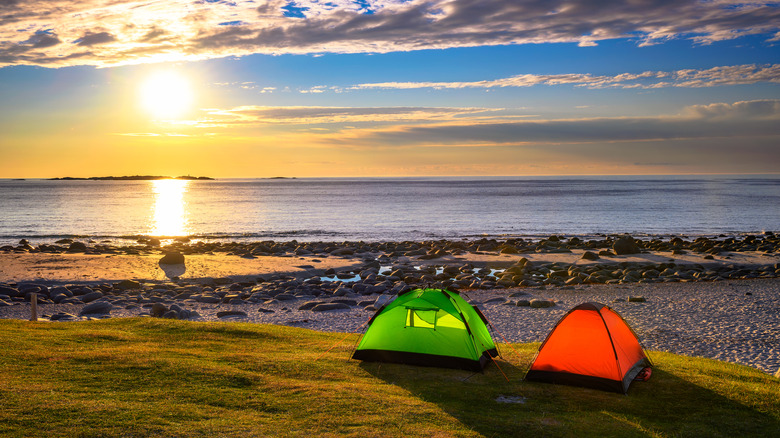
[360,356,780,437]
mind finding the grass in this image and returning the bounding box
[0,319,778,437]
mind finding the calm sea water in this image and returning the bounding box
[0,176,777,245]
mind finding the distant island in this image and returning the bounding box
[48,175,214,181]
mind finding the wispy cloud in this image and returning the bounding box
[1,1,778,67]
[194,105,498,126]
[305,99,780,147]
[351,64,780,91]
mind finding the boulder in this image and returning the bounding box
[581,251,600,261]
[150,303,168,317]
[159,252,185,265]
[68,241,88,253]
[80,301,112,315]
[80,291,104,303]
[613,236,640,255]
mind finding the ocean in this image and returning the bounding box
[0,176,777,245]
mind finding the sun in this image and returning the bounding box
[139,71,194,119]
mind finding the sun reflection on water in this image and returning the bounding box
[151,179,189,237]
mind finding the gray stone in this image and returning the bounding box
[516,299,531,307]
[150,303,168,317]
[298,301,322,310]
[162,310,179,319]
[275,294,297,301]
[217,310,248,318]
[311,303,351,312]
[529,299,555,308]
[80,291,104,303]
[197,295,221,304]
[628,296,647,302]
[80,301,112,315]
[258,308,275,314]
[0,285,19,297]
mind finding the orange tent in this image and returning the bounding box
[525,302,651,394]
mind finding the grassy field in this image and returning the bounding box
[0,318,778,437]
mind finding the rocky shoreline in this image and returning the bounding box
[1,233,778,375]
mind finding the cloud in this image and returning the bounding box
[352,64,780,90]
[195,105,497,125]
[684,99,780,119]
[306,99,780,147]
[1,0,779,67]
[75,31,116,46]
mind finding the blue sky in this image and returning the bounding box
[0,1,778,177]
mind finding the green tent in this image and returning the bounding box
[352,288,498,371]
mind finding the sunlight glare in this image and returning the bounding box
[139,71,194,119]
[151,179,189,237]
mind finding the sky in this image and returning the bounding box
[0,0,779,178]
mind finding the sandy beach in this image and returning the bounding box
[1,235,778,375]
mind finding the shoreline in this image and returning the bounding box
[1,234,778,375]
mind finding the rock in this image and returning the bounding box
[115,280,141,290]
[162,310,179,319]
[483,297,508,305]
[159,252,185,265]
[516,299,531,307]
[0,285,19,297]
[258,308,275,314]
[50,312,78,321]
[613,236,640,255]
[150,303,168,317]
[196,295,221,304]
[274,294,297,301]
[217,310,248,318]
[80,291,104,303]
[298,301,322,310]
[628,296,647,302]
[0,299,12,307]
[581,251,600,261]
[529,299,555,308]
[311,303,351,312]
[68,241,88,253]
[79,301,112,315]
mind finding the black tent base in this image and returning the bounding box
[353,349,493,372]
[525,358,650,394]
